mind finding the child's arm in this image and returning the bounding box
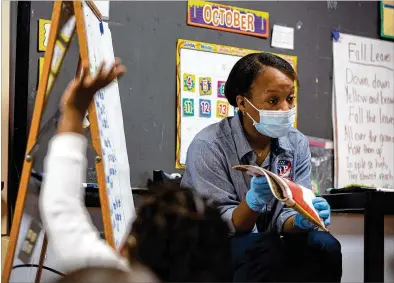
[39,60,129,272]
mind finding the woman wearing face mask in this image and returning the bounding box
[182,53,342,282]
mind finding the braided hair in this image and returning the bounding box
[126,181,231,282]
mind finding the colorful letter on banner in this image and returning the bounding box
[187,0,269,38]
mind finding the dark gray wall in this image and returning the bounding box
[25,1,381,187]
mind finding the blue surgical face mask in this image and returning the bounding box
[244,98,296,138]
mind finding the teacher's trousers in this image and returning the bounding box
[231,231,342,282]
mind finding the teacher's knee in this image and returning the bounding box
[308,231,342,257]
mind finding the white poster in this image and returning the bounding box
[93,1,109,20]
[82,2,135,249]
[333,33,394,188]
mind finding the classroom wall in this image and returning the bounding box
[110,1,383,187]
[6,1,394,282]
[20,1,385,188]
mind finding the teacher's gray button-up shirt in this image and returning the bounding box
[181,113,312,234]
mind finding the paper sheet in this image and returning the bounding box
[271,25,294,50]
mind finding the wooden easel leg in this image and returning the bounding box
[34,234,48,283]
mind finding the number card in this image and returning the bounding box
[216,100,229,118]
[199,99,212,118]
[217,80,226,98]
[199,77,212,95]
[182,98,195,117]
[183,73,196,92]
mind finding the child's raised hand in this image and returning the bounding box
[58,58,126,134]
[61,58,126,117]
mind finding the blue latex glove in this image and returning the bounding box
[246,176,274,212]
[294,197,331,230]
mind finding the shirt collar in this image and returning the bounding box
[230,113,294,159]
[274,135,294,154]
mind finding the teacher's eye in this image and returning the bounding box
[268,98,278,105]
[287,96,296,103]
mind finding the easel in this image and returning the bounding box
[2,2,114,282]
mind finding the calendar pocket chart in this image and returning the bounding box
[176,39,298,168]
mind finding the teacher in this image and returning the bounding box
[182,53,342,282]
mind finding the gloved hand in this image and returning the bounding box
[246,176,274,212]
[294,197,331,230]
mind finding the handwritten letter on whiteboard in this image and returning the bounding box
[333,33,394,188]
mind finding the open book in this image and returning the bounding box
[233,165,328,232]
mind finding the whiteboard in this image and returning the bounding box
[333,33,394,188]
[175,40,298,168]
[82,2,135,249]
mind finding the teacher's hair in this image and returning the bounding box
[224,52,299,107]
[125,180,232,282]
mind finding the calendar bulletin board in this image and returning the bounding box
[176,39,297,168]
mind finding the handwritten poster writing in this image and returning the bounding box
[82,2,135,249]
[176,39,297,168]
[187,0,269,38]
[333,33,394,188]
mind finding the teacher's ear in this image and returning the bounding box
[236,95,246,112]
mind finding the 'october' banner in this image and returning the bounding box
[187,0,269,38]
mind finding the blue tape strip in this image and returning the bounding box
[332,29,340,41]
[99,21,104,35]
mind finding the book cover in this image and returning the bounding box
[233,165,327,231]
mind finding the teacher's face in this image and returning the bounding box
[236,66,295,124]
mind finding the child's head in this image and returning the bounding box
[124,181,231,282]
[54,265,159,283]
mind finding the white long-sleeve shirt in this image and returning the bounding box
[39,133,130,272]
